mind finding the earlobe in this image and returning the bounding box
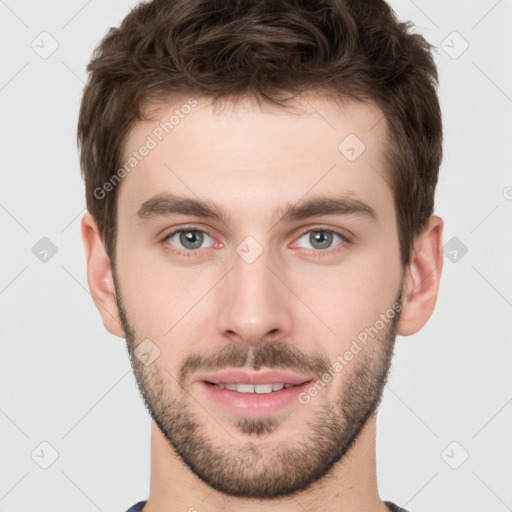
[81,212,125,338]
[397,215,444,336]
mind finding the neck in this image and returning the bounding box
[143,414,389,512]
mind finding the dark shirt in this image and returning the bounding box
[125,499,409,511]
[125,501,146,512]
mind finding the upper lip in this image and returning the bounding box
[195,369,315,386]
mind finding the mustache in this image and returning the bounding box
[178,341,331,388]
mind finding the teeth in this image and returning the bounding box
[239,383,260,393]
[214,383,295,393]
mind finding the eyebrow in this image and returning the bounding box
[136,192,377,226]
[137,193,232,224]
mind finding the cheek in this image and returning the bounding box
[292,248,402,345]
[114,244,221,336]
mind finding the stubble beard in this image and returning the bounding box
[113,268,402,499]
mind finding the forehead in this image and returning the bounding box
[117,92,393,223]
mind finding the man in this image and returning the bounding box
[78,0,443,510]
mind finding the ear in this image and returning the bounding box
[397,215,444,336]
[81,212,125,338]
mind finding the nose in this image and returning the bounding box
[216,245,293,347]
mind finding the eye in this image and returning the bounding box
[164,228,215,251]
[295,229,347,251]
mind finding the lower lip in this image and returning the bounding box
[198,381,313,417]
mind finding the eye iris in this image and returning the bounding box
[310,230,333,249]
[180,230,203,250]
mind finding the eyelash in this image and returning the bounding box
[160,225,350,259]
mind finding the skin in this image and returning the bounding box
[82,92,443,512]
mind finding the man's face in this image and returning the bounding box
[113,93,405,498]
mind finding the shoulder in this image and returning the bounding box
[124,500,147,512]
[384,501,410,512]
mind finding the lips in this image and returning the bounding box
[193,370,317,417]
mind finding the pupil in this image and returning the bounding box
[311,231,332,249]
[181,230,203,249]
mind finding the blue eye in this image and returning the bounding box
[165,229,215,251]
[296,229,346,251]
[161,226,349,259]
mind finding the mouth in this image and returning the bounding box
[195,370,315,417]
[204,382,303,393]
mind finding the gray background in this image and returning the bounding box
[0,1,511,511]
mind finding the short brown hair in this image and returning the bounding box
[78,0,442,267]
